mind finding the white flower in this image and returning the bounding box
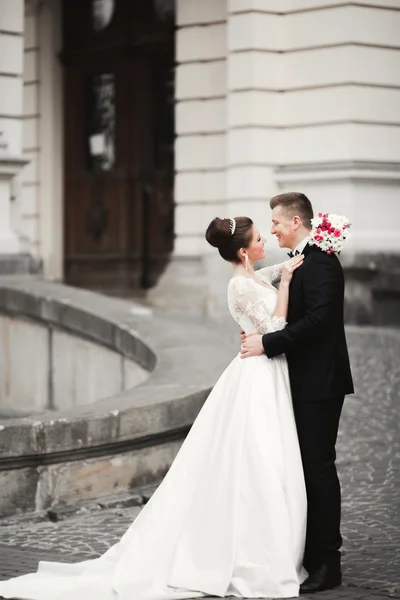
[309,212,351,255]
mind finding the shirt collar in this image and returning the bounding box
[294,235,310,255]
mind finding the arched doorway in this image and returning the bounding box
[62,0,175,290]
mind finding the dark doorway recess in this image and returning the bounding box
[62,0,175,290]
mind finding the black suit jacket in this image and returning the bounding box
[262,244,354,403]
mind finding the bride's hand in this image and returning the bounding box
[281,254,304,286]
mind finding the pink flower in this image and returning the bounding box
[311,212,349,255]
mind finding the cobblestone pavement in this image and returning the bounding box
[0,325,399,600]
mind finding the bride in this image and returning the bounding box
[0,216,307,600]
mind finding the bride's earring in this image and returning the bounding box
[245,254,249,271]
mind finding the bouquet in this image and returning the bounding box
[309,212,351,255]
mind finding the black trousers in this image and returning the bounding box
[293,395,345,572]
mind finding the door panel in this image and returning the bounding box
[62,0,174,291]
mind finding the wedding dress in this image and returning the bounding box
[0,265,307,600]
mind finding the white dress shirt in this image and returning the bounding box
[293,235,310,255]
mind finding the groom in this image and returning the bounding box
[241,192,354,593]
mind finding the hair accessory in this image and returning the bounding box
[224,217,236,235]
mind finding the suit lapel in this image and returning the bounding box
[290,242,311,287]
[287,243,311,322]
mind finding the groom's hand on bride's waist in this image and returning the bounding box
[240,333,264,358]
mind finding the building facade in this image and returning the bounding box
[0,0,400,320]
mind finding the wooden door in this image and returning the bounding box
[62,0,175,290]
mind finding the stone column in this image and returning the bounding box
[268,0,400,258]
[226,0,280,257]
[199,0,284,315]
[0,0,28,257]
[148,0,229,314]
[0,158,27,253]
[227,0,400,323]
[149,0,400,322]
[227,0,400,247]
[36,0,64,280]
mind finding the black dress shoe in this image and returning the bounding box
[300,564,342,594]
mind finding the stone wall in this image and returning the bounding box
[0,315,148,416]
[0,0,27,258]
[175,0,227,258]
[0,0,61,276]
[0,278,233,516]
[174,0,400,259]
[18,0,40,257]
[152,0,400,322]
[0,0,24,157]
[18,0,63,277]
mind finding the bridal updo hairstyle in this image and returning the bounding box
[205,217,253,264]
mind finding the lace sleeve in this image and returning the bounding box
[231,278,286,334]
[257,262,285,285]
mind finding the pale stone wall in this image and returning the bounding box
[0,315,48,412]
[165,0,400,318]
[0,315,148,415]
[149,0,229,314]
[0,0,26,254]
[175,0,228,258]
[0,0,24,155]
[4,0,399,319]
[262,0,400,260]
[0,0,44,260]
[19,0,40,256]
[18,0,63,276]
[226,0,400,259]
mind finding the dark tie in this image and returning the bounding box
[287,249,300,258]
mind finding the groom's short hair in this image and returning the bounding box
[270,192,314,229]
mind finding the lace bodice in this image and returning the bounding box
[227,264,287,335]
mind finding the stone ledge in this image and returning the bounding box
[275,160,400,183]
[0,253,41,275]
[0,276,232,514]
[340,253,400,326]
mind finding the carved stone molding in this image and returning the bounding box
[0,157,30,180]
[275,161,400,184]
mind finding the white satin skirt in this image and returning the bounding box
[0,353,307,600]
